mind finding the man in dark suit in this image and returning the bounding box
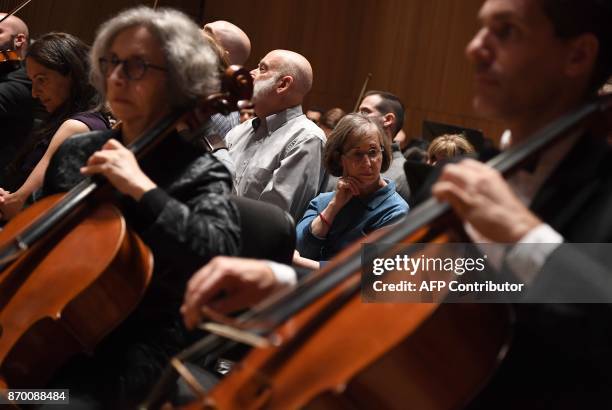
[0,13,40,186]
[432,0,612,407]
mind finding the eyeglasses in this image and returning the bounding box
[342,147,383,163]
[99,55,167,81]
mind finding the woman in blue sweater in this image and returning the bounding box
[296,113,408,263]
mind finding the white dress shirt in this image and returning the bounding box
[226,105,326,221]
[467,132,579,285]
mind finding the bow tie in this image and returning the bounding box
[519,153,540,174]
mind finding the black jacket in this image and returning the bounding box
[0,65,40,186]
[471,134,612,409]
[42,128,241,406]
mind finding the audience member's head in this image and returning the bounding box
[403,146,428,163]
[427,134,475,165]
[359,90,405,140]
[319,107,346,137]
[202,20,251,66]
[306,108,323,125]
[324,113,392,179]
[250,49,313,118]
[239,107,255,123]
[407,137,430,151]
[0,13,29,58]
[27,32,100,119]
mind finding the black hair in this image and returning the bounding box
[364,90,405,135]
[539,0,612,94]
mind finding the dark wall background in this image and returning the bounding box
[2,0,505,142]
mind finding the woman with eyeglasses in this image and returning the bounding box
[37,7,240,408]
[0,32,109,220]
[295,113,409,265]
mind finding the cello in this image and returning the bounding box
[146,94,612,410]
[0,65,253,390]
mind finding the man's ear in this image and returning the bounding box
[564,33,598,79]
[277,75,294,94]
[13,33,27,50]
[382,112,396,130]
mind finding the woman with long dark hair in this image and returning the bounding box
[0,32,109,219]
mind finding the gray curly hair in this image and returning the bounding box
[90,6,219,109]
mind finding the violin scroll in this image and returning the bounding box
[175,65,253,139]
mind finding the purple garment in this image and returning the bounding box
[21,111,109,174]
[70,111,110,133]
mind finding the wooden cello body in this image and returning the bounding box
[0,193,153,388]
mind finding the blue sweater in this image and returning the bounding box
[296,180,409,261]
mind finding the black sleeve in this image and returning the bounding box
[525,243,612,303]
[0,68,32,118]
[135,154,241,268]
[42,130,113,196]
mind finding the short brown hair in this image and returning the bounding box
[324,113,392,177]
[427,134,475,163]
[364,90,405,135]
[320,107,346,130]
[538,0,612,94]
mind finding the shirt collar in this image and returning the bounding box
[253,105,304,134]
[361,179,397,211]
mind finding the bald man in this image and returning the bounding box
[195,23,251,176]
[202,20,251,65]
[0,13,39,188]
[0,13,28,57]
[226,49,326,220]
